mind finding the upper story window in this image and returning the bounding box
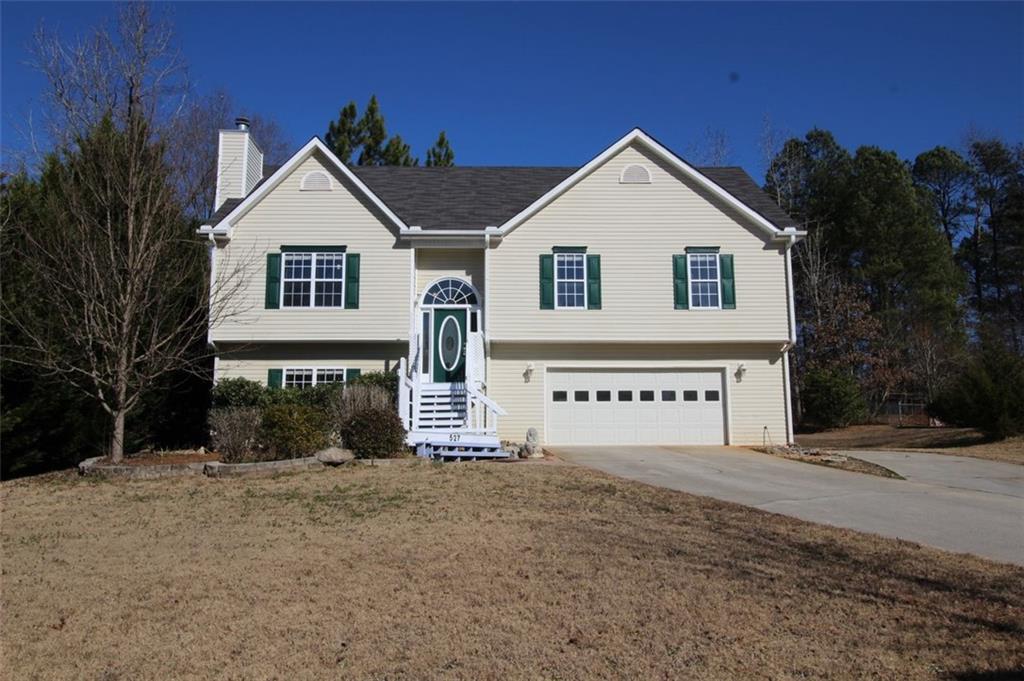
[282,252,345,307]
[555,253,587,309]
[688,253,720,309]
[620,164,652,184]
[300,170,332,191]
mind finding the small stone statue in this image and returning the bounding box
[524,427,542,458]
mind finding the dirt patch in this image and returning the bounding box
[2,464,1022,679]
[797,425,1024,465]
[94,449,220,466]
[754,445,904,479]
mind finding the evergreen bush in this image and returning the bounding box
[802,368,867,429]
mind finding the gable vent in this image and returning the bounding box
[620,164,652,184]
[300,170,333,191]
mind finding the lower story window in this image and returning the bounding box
[284,367,346,389]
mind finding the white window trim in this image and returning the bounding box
[687,253,723,311]
[554,252,588,310]
[280,251,346,309]
[283,367,348,388]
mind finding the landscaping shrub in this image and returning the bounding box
[208,407,262,462]
[211,377,268,409]
[801,368,867,429]
[328,384,392,431]
[348,370,399,403]
[266,383,342,410]
[930,338,1024,439]
[340,407,407,459]
[259,404,331,460]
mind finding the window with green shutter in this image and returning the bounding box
[265,253,281,309]
[539,254,554,309]
[267,368,283,388]
[676,248,735,310]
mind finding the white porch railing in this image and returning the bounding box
[397,329,505,439]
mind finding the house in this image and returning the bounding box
[200,119,804,457]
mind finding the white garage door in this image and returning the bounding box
[546,369,726,445]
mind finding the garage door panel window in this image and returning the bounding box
[574,390,590,402]
[552,391,568,402]
[596,390,611,402]
[662,390,677,401]
[639,390,655,402]
[683,390,698,401]
[705,390,720,402]
[618,390,633,402]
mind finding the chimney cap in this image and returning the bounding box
[234,116,251,132]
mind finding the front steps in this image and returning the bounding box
[407,383,510,461]
[408,432,509,461]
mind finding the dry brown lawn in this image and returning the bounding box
[2,462,1022,680]
[797,425,1024,465]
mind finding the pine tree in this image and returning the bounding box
[425,131,455,167]
[357,95,387,166]
[325,101,361,165]
[381,135,418,166]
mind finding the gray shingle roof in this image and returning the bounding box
[208,162,795,232]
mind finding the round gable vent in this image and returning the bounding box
[300,170,333,191]
[620,164,652,184]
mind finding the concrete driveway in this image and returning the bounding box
[548,445,1024,566]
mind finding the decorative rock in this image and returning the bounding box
[524,428,542,458]
[315,447,355,465]
[203,457,324,478]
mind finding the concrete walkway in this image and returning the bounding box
[548,445,1024,566]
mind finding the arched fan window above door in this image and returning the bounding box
[422,278,478,306]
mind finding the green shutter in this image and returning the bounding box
[673,254,689,309]
[539,254,554,309]
[720,254,735,309]
[586,254,601,310]
[265,253,281,309]
[267,368,283,389]
[345,368,361,382]
[344,253,360,309]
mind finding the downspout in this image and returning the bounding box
[782,231,798,444]
[483,233,492,386]
[206,233,220,384]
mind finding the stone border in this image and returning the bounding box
[78,456,207,480]
[204,457,324,478]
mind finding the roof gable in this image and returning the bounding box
[200,138,408,236]
[494,128,799,240]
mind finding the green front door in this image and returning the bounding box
[432,309,467,383]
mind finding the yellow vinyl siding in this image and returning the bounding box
[487,343,786,446]
[211,151,411,342]
[415,249,484,298]
[216,342,405,383]
[488,143,789,342]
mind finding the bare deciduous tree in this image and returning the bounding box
[2,4,250,461]
[687,126,732,166]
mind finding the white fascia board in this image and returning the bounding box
[208,137,409,238]
[495,128,798,240]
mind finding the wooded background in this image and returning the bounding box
[2,5,1021,477]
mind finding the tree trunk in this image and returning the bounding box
[110,408,126,462]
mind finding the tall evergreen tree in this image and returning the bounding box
[381,135,418,166]
[913,146,971,248]
[425,131,455,167]
[325,101,362,165]
[357,95,388,166]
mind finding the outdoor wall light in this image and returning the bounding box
[735,363,747,380]
[524,362,535,382]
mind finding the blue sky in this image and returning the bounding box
[2,2,1022,180]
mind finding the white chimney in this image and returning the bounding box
[214,116,264,212]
